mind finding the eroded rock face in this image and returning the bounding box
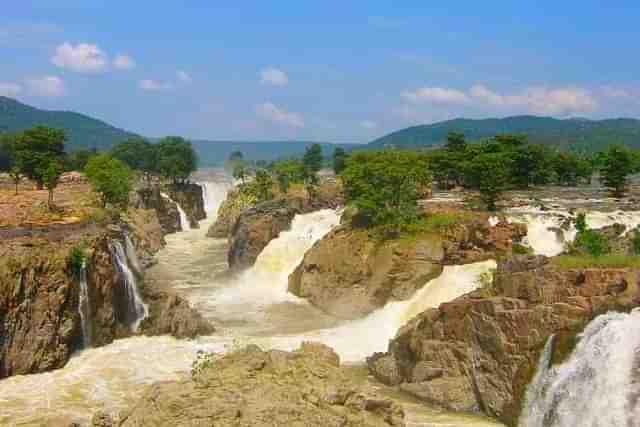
[111,342,405,427]
[367,256,640,426]
[207,187,257,238]
[133,187,180,235]
[288,219,526,319]
[167,183,206,228]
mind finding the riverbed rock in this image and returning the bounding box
[133,187,180,235]
[114,342,405,427]
[288,218,526,319]
[167,183,206,228]
[207,187,257,238]
[366,255,640,426]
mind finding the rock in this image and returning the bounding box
[289,218,526,319]
[367,259,640,426]
[133,187,180,235]
[207,187,257,238]
[167,183,206,229]
[110,343,405,427]
[140,290,214,339]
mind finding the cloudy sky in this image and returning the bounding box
[2,1,640,143]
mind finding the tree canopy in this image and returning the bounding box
[156,136,198,184]
[84,154,133,207]
[13,126,66,189]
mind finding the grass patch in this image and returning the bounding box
[401,211,472,236]
[552,254,640,269]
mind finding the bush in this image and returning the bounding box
[68,245,86,274]
[572,229,609,257]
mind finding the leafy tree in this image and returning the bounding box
[85,154,133,207]
[156,136,197,184]
[467,153,510,211]
[511,144,554,188]
[253,169,274,201]
[232,163,250,184]
[271,159,305,194]
[445,132,466,152]
[303,143,323,182]
[41,160,63,209]
[333,147,347,175]
[111,137,158,178]
[572,214,609,257]
[600,145,635,197]
[8,166,22,195]
[0,133,15,172]
[64,148,98,171]
[13,126,66,189]
[494,134,527,149]
[342,150,431,231]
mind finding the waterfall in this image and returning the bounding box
[124,234,142,276]
[160,192,191,231]
[198,181,231,218]
[110,241,148,331]
[519,310,640,427]
[78,260,93,348]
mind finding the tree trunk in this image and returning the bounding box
[14,182,18,195]
[48,190,54,209]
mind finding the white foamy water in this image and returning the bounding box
[78,261,92,348]
[160,192,191,231]
[506,207,640,257]
[0,179,503,426]
[519,310,640,427]
[110,240,148,331]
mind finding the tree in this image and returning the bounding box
[8,166,21,195]
[111,137,158,178]
[511,144,554,188]
[0,133,15,172]
[333,147,347,175]
[494,134,527,149]
[232,163,250,184]
[342,150,431,231]
[41,160,63,209]
[303,143,323,181]
[13,126,66,189]
[271,159,305,194]
[64,148,97,171]
[229,151,244,162]
[600,145,635,197]
[467,153,510,211]
[253,169,274,201]
[445,132,466,152]
[156,136,197,184]
[85,154,133,207]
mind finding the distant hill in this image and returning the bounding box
[192,140,359,166]
[0,96,137,150]
[369,116,640,152]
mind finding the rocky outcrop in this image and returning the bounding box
[167,183,206,228]
[207,187,257,238]
[367,255,640,426]
[133,187,180,235]
[100,342,405,427]
[288,219,526,319]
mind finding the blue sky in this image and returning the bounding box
[2,1,640,143]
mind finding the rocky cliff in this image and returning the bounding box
[93,342,405,427]
[167,183,206,228]
[206,187,257,238]
[288,218,526,319]
[133,187,180,235]
[366,255,640,426]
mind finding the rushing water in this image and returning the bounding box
[77,261,92,348]
[519,310,640,427]
[109,240,148,331]
[0,179,502,426]
[160,192,191,231]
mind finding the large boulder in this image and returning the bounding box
[367,255,640,426]
[167,183,206,228]
[112,342,405,427]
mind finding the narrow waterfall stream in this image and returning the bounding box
[519,310,640,427]
[0,179,500,426]
[77,260,93,348]
[160,192,191,231]
[110,240,148,331]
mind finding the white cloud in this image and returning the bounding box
[113,54,136,70]
[256,102,304,128]
[26,76,65,97]
[52,42,108,73]
[177,70,192,84]
[139,79,173,91]
[259,67,288,86]
[401,87,470,104]
[0,82,22,97]
[360,120,378,129]
[469,85,598,115]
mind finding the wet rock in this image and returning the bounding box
[167,183,206,228]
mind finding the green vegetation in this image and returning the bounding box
[13,126,66,190]
[369,115,640,152]
[111,137,158,179]
[68,245,87,275]
[84,154,133,207]
[342,149,431,233]
[302,143,323,180]
[270,159,305,194]
[42,160,63,209]
[600,145,636,197]
[156,136,198,184]
[333,147,347,175]
[569,213,610,257]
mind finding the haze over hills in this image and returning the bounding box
[368,116,640,151]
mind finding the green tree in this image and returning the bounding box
[41,160,63,209]
[111,137,158,178]
[232,163,250,184]
[13,126,66,189]
[156,136,197,184]
[229,151,244,162]
[511,144,554,188]
[64,148,98,171]
[253,169,274,201]
[600,145,635,197]
[445,132,466,152]
[303,143,323,182]
[8,166,22,195]
[467,153,510,211]
[85,154,133,207]
[271,159,305,194]
[342,150,431,231]
[494,134,527,149]
[0,133,15,172]
[333,147,347,175]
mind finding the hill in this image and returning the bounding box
[192,140,359,166]
[0,96,137,151]
[368,116,640,151]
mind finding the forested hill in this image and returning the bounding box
[0,96,137,151]
[368,116,640,151]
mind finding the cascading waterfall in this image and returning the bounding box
[198,181,230,217]
[110,240,148,331]
[77,260,93,348]
[160,192,191,231]
[519,310,640,427]
[124,234,142,276]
